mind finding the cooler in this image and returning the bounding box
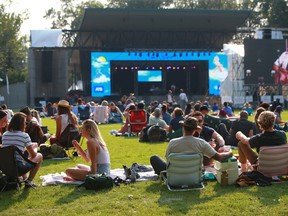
[215,156,239,185]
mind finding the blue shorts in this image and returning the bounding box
[17,158,36,176]
[97,163,110,175]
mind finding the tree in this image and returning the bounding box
[0,3,28,84]
[107,0,173,9]
[44,0,104,30]
[172,0,239,10]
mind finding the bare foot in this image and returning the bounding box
[63,176,74,181]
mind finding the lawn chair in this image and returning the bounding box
[160,152,205,191]
[256,144,288,177]
[128,110,147,136]
[0,145,37,193]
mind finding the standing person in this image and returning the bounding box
[150,117,233,175]
[166,90,174,107]
[2,112,43,187]
[65,119,110,180]
[236,111,287,172]
[179,89,188,110]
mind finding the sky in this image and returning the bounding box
[1,0,107,36]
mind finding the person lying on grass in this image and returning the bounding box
[236,110,287,172]
[65,119,110,181]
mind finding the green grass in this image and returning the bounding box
[1,114,288,215]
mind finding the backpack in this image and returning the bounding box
[139,125,167,142]
[78,173,114,191]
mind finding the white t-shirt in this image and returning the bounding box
[148,115,168,129]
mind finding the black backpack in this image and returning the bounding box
[78,173,114,191]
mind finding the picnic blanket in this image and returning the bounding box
[40,167,158,186]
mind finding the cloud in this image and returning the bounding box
[148,76,161,82]
[93,74,110,83]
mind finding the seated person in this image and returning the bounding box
[236,111,287,172]
[20,106,51,146]
[150,117,233,175]
[273,105,288,131]
[168,107,185,139]
[242,102,254,116]
[0,110,8,143]
[223,102,234,117]
[2,112,43,187]
[162,104,172,125]
[108,102,123,123]
[148,107,169,131]
[218,109,228,118]
[65,119,110,180]
[192,111,226,165]
[113,104,136,135]
[218,110,254,147]
[200,105,233,132]
[50,100,79,147]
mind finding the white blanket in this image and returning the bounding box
[40,168,158,186]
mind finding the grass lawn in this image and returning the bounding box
[1,113,288,215]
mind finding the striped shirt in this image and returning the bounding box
[2,130,32,155]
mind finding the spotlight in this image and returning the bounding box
[160,66,162,70]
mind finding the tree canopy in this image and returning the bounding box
[0,3,28,84]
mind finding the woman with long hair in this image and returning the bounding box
[65,119,110,180]
[50,100,79,146]
[2,112,43,187]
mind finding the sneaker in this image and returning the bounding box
[25,180,39,188]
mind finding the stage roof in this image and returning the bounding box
[80,8,251,33]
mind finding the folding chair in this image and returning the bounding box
[56,124,81,161]
[128,110,147,136]
[256,144,288,177]
[160,152,205,191]
[0,145,36,193]
[78,106,91,122]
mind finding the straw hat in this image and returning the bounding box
[55,100,72,109]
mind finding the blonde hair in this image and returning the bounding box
[82,119,107,149]
[258,111,275,130]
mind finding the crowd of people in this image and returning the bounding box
[1,92,288,187]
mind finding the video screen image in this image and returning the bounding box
[91,52,228,97]
[137,70,162,82]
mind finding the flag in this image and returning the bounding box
[6,74,10,95]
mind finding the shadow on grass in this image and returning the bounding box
[54,184,112,206]
[0,184,31,212]
[145,179,288,215]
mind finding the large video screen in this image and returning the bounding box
[91,51,228,97]
[137,70,162,82]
